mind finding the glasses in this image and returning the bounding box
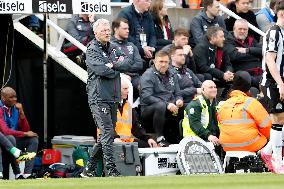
[99,29,111,34]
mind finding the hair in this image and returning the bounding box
[93,18,110,33]
[203,0,214,11]
[149,0,164,26]
[206,26,223,40]
[233,19,248,28]
[155,50,169,58]
[270,0,278,9]
[276,0,284,13]
[169,46,183,56]
[112,17,128,34]
[174,28,189,38]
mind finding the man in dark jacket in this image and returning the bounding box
[193,26,234,86]
[117,0,156,59]
[225,0,260,41]
[169,46,202,104]
[140,51,184,147]
[111,18,143,92]
[224,19,262,88]
[81,19,132,177]
[189,0,227,48]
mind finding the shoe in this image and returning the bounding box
[16,152,36,162]
[80,168,97,178]
[260,150,273,171]
[157,137,170,147]
[16,175,25,179]
[107,168,121,177]
[0,172,3,179]
[25,174,36,179]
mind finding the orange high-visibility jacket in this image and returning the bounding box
[97,102,134,142]
[218,90,271,152]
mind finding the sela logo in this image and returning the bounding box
[0,1,25,12]
[81,1,108,13]
[38,1,66,13]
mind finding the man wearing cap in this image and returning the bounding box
[218,71,271,152]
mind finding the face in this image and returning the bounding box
[115,21,129,40]
[212,30,225,48]
[121,82,129,100]
[202,81,217,99]
[2,90,17,107]
[171,49,185,66]
[207,0,220,17]
[235,0,250,13]
[233,22,248,40]
[160,4,168,17]
[277,10,284,22]
[94,23,111,44]
[154,55,170,74]
[136,0,152,13]
[174,35,189,47]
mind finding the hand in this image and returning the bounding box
[88,14,96,23]
[148,139,158,148]
[143,46,153,59]
[183,45,193,57]
[114,138,123,143]
[24,131,38,137]
[105,63,113,68]
[15,103,24,116]
[176,99,184,108]
[236,47,247,54]
[279,83,284,101]
[167,103,178,114]
[223,71,234,82]
[117,56,124,62]
[208,135,220,146]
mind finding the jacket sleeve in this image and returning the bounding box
[193,45,225,80]
[174,75,183,102]
[148,19,157,48]
[140,72,163,105]
[18,116,30,132]
[0,108,25,137]
[86,46,120,78]
[246,99,271,139]
[187,103,211,140]
[222,51,233,72]
[190,17,205,44]
[128,44,143,72]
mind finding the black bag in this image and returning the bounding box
[113,142,142,176]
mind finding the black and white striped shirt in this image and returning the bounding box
[261,25,284,85]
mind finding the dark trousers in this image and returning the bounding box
[89,101,118,171]
[141,102,184,143]
[0,133,17,173]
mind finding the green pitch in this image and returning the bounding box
[1,173,284,189]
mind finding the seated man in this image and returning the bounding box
[0,132,36,179]
[162,28,203,81]
[189,0,227,48]
[113,77,157,148]
[111,18,143,95]
[218,71,271,152]
[63,14,96,64]
[193,26,234,89]
[224,19,262,88]
[0,87,38,179]
[140,51,184,147]
[182,80,220,147]
[169,46,202,104]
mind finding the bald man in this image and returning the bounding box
[0,87,38,179]
[182,80,220,146]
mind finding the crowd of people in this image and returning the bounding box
[2,0,284,179]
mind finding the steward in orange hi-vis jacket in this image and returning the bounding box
[218,71,272,152]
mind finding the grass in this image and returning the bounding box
[1,173,284,189]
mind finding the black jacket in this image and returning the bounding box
[224,32,262,73]
[225,2,260,41]
[86,39,132,103]
[117,4,157,57]
[193,37,233,80]
[170,65,201,103]
[140,66,182,108]
[189,10,227,48]
[152,14,174,51]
